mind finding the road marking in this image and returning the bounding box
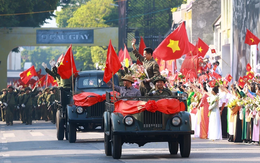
[2,154,10,157]
[30,132,44,136]
[2,146,8,150]
[3,133,15,138]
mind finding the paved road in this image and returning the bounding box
[1,121,260,163]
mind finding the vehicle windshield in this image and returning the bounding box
[77,75,118,89]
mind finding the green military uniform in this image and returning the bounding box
[133,49,160,95]
[47,88,57,124]
[32,95,38,120]
[35,92,42,120]
[38,88,50,121]
[4,87,18,125]
[147,75,173,96]
[0,89,8,122]
[18,90,25,123]
[22,87,38,125]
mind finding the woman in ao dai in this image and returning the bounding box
[207,86,222,140]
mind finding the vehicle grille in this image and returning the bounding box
[88,101,105,117]
[143,111,163,128]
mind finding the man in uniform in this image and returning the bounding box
[47,87,58,124]
[38,88,50,121]
[17,89,25,123]
[107,75,141,97]
[147,75,173,96]
[0,89,8,122]
[4,86,18,125]
[21,87,38,125]
[132,39,160,95]
[35,90,42,120]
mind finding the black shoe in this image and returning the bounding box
[6,123,9,126]
[10,122,13,126]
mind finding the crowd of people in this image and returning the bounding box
[0,85,60,126]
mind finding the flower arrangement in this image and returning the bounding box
[227,98,239,110]
[129,63,147,80]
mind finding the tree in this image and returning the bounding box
[21,46,66,72]
[91,46,107,67]
[0,0,59,27]
[73,46,94,70]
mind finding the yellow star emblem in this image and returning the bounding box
[39,81,41,84]
[60,62,64,66]
[198,47,203,53]
[27,71,32,77]
[250,38,254,43]
[155,58,158,62]
[167,39,180,53]
[53,80,56,83]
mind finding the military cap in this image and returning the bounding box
[44,87,50,92]
[20,89,25,92]
[1,88,7,92]
[121,75,135,83]
[153,75,167,84]
[8,85,14,89]
[25,87,31,91]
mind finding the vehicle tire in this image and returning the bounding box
[112,134,122,159]
[68,123,76,143]
[56,110,64,140]
[168,141,178,155]
[104,132,112,156]
[180,134,191,158]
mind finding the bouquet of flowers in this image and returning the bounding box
[129,63,147,81]
[227,98,239,110]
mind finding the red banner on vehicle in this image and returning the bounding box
[114,99,186,116]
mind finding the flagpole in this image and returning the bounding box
[70,46,75,95]
[112,72,115,103]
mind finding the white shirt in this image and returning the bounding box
[218,91,228,107]
[215,66,222,76]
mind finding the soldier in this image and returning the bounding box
[47,88,57,124]
[17,89,25,123]
[38,88,50,121]
[147,75,173,96]
[4,86,18,125]
[21,87,38,125]
[0,89,8,122]
[132,39,160,95]
[35,90,42,120]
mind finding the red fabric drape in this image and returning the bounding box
[114,99,186,116]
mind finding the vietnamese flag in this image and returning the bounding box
[137,36,146,65]
[118,48,123,61]
[47,74,58,86]
[194,38,209,58]
[245,29,260,45]
[238,77,245,88]
[247,72,254,79]
[37,75,46,87]
[103,40,121,83]
[57,45,77,79]
[246,63,251,72]
[225,74,232,82]
[208,79,216,88]
[121,44,132,67]
[187,42,196,56]
[211,49,216,54]
[153,22,190,60]
[20,65,37,84]
[57,54,64,63]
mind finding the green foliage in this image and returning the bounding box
[90,46,107,66]
[0,0,59,27]
[73,46,94,70]
[67,0,116,28]
[21,46,66,72]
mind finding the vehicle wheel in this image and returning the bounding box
[168,141,178,155]
[180,134,191,158]
[68,123,76,143]
[112,134,122,159]
[56,110,64,140]
[104,132,112,156]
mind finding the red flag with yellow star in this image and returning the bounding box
[153,22,190,60]
[47,74,58,86]
[193,38,209,58]
[37,75,46,87]
[246,63,251,72]
[19,65,37,84]
[245,29,260,45]
[57,45,77,79]
[246,72,254,80]
[225,74,232,82]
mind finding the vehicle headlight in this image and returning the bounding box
[171,116,181,126]
[76,107,84,114]
[124,116,134,126]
